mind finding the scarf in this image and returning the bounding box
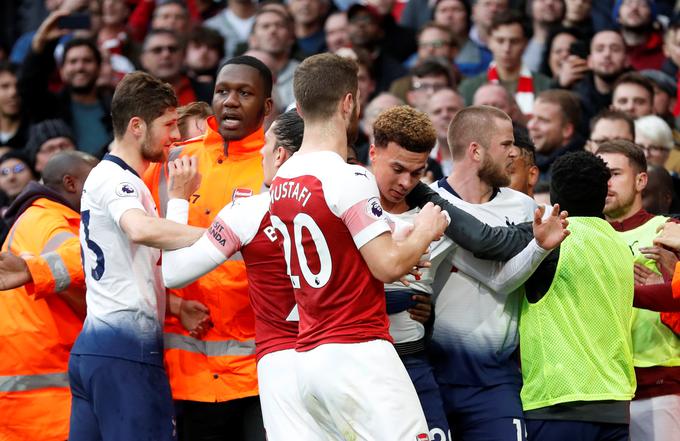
[487,62,534,115]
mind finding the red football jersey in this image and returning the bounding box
[269,151,393,352]
[205,193,297,360]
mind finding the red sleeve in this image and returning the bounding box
[634,282,680,312]
[128,0,155,42]
[186,0,201,21]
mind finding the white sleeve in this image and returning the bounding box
[103,179,147,226]
[450,238,550,294]
[162,201,245,288]
[331,166,390,248]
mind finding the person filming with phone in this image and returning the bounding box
[18,8,113,157]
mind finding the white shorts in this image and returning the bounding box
[295,339,430,441]
[257,349,328,441]
[630,394,680,441]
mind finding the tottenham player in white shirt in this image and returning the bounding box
[68,72,207,441]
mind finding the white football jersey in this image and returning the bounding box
[72,154,165,366]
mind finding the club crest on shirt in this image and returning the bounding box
[232,188,253,201]
[115,182,137,197]
[365,197,384,219]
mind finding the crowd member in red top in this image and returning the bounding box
[596,139,680,441]
[269,53,447,440]
[613,0,665,70]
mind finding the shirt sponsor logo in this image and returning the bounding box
[115,182,137,197]
[365,197,384,219]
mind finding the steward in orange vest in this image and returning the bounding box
[143,57,273,438]
[0,152,96,441]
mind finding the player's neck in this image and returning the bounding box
[447,167,494,204]
[380,196,409,214]
[298,120,349,160]
[605,199,643,224]
[109,139,149,177]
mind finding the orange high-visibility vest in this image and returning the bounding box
[144,116,265,402]
[662,262,680,334]
[0,198,83,441]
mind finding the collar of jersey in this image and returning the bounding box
[103,154,140,178]
[437,177,500,202]
[203,116,265,160]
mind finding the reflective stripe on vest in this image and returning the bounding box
[0,372,69,392]
[41,231,76,254]
[44,251,72,292]
[164,333,256,357]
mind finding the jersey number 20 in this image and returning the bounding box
[270,213,332,289]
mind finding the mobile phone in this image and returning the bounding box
[57,13,91,30]
[569,41,588,59]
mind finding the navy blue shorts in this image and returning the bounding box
[440,383,526,441]
[68,354,177,441]
[402,352,451,441]
[526,419,628,441]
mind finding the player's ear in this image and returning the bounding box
[368,144,377,163]
[274,146,290,167]
[62,174,77,193]
[128,116,146,139]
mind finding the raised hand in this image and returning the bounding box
[32,10,70,53]
[0,252,32,291]
[654,222,680,251]
[167,156,201,200]
[533,204,570,250]
[634,263,663,286]
[414,202,449,242]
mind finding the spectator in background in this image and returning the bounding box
[573,29,630,125]
[614,0,665,70]
[151,0,191,37]
[508,124,539,197]
[640,69,677,126]
[586,108,636,152]
[473,82,527,124]
[204,0,257,59]
[528,89,584,183]
[611,72,654,119]
[635,114,673,168]
[562,0,594,39]
[324,11,350,53]
[140,29,212,106]
[20,11,113,155]
[347,4,407,93]
[0,151,36,209]
[26,119,77,175]
[356,49,377,110]
[249,7,298,112]
[177,101,212,140]
[643,165,675,215]
[358,92,403,163]
[426,88,464,176]
[185,26,225,86]
[469,0,508,59]
[459,10,552,115]
[662,21,680,80]
[290,0,329,56]
[0,62,29,151]
[405,59,453,111]
[540,27,589,89]
[362,0,417,63]
[523,0,566,72]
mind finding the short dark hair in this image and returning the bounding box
[294,53,358,121]
[177,101,212,138]
[550,151,611,217]
[272,110,304,155]
[418,22,458,49]
[613,72,654,102]
[595,139,647,174]
[143,28,183,52]
[535,89,581,128]
[513,123,536,165]
[490,10,529,38]
[373,105,436,153]
[188,26,225,60]
[0,61,17,76]
[218,55,273,98]
[63,38,102,66]
[448,105,511,159]
[111,71,178,139]
[410,58,452,81]
[590,109,635,139]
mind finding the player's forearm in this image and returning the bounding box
[162,235,226,288]
[127,217,205,250]
[379,228,433,282]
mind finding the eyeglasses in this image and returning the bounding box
[411,81,447,92]
[419,40,451,49]
[146,45,180,55]
[0,163,26,176]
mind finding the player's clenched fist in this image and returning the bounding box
[414,202,449,241]
[167,155,201,200]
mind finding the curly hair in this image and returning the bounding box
[373,105,437,153]
[550,151,611,217]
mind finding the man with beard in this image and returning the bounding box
[614,0,665,70]
[572,30,630,126]
[427,105,539,441]
[143,56,273,441]
[68,71,205,441]
[19,10,113,155]
[523,0,565,72]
